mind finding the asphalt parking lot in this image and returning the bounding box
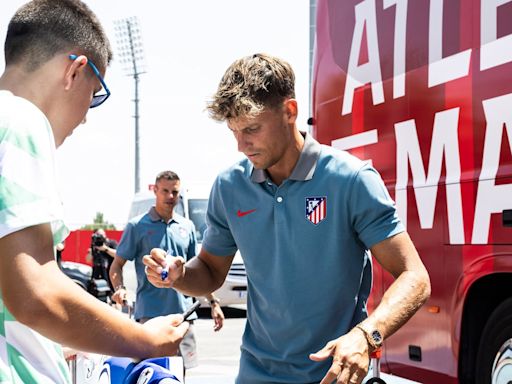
[187,307,246,384]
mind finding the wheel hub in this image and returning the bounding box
[492,339,512,384]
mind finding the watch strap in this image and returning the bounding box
[355,324,382,351]
[210,297,220,306]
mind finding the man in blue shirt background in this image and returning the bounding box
[110,170,224,373]
[143,54,431,384]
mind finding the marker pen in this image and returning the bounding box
[161,267,169,281]
[161,254,170,281]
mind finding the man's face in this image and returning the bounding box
[154,179,181,216]
[227,103,292,170]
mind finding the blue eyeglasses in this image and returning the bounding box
[69,54,111,108]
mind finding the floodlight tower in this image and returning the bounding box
[114,16,146,194]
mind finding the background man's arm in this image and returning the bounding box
[203,291,224,332]
[109,255,128,304]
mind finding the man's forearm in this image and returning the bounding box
[359,269,430,340]
[6,262,156,358]
[172,256,224,297]
[104,245,116,257]
[109,262,123,289]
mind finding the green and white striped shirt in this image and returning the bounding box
[0,90,70,383]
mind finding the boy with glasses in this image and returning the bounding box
[0,1,188,383]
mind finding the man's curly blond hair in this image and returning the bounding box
[207,53,295,122]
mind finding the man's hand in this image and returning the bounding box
[309,327,370,384]
[210,303,225,332]
[111,287,127,305]
[142,314,190,357]
[143,248,186,288]
[94,244,108,252]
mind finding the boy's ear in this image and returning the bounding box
[64,55,88,91]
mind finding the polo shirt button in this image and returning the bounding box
[276,196,283,203]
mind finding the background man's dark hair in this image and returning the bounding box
[155,170,180,184]
[4,0,112,72]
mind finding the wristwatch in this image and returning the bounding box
[355,324,383,351]
[210,297,221,306]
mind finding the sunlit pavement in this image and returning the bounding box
[186,308,246,384]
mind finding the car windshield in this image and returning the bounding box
[187,198,208,243]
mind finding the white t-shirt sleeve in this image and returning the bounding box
[0,92,68,244]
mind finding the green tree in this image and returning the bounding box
[81,212,116,230]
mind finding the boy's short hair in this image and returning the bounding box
[4,0,112,72]
[207,53,296,122]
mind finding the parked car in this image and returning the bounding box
[127,188,248,308]
[59,260,111,302]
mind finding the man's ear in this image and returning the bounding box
[284,98,298,124]
[64,55,88,91]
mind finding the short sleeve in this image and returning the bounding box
[349,165,405,249]
[116,222,137,261]
[201,177,238,257]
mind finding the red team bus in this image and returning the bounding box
[312,0,512,383]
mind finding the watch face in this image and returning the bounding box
[371,330,383,345]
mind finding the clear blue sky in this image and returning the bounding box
[0,0,310,228]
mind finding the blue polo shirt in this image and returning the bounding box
[202,132,404,383]
[117,207,197,321]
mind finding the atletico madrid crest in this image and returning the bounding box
[305,196,327,225]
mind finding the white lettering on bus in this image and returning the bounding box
[336,1,512,243]
[342,0,512,115]
[331,130,378,166]
[331,129,378,151]
[342,0,384,116]
[334,94,512,244]
[383,0,408,99]
[394,108,464,244]
[472,93,512,244]
[481,0,512,70]
[428,0,471,88]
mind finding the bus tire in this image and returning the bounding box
[475,297,512,383]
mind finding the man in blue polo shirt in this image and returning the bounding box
[144,54,431,384]
[110,170,224,374]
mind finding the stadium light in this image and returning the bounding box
[114,16,146,194]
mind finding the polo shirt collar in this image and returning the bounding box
[250,131,321,183]
[148,206,181,224]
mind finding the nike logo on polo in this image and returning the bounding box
[237,209,256,217]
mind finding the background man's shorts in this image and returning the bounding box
[136,319,198,370]
[178,323,198,369]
